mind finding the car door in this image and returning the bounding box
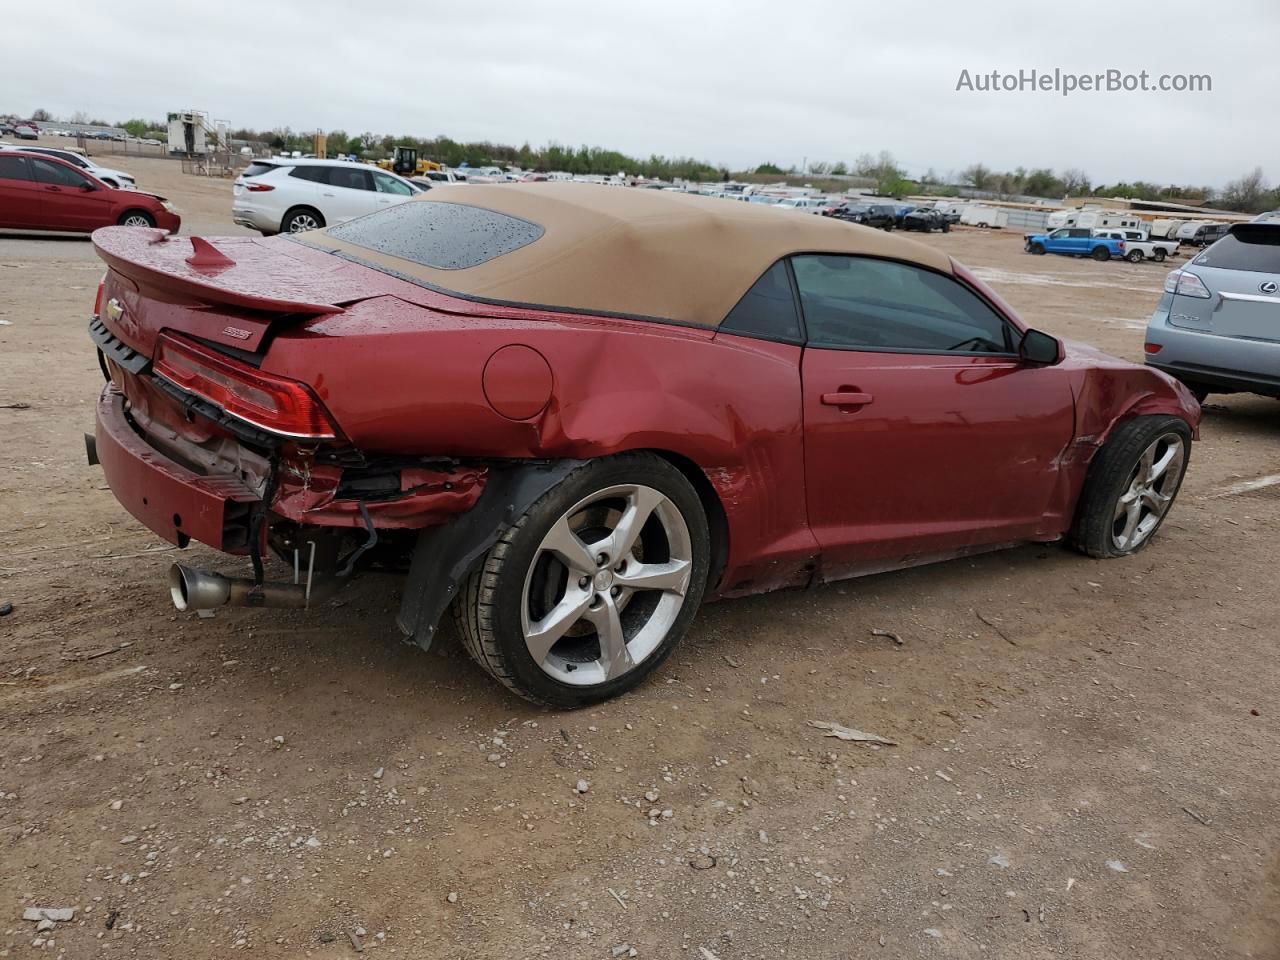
[372,171,416,212]
[29,156,112,231]
[0,154,41,227]
[317,165,376,223]
[792,254,1076,579]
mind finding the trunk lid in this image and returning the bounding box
[91,226,385,356]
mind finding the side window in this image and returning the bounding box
[373,172,414,196]
[288,166,327,183]
[327,167,373,191]
[0,156,32,181]
[1049,229,1066,238]
[790,255,1013,354]
[720,261,803,344]
[31,158,90,187]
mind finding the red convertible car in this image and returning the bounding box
[85,185,1199,706]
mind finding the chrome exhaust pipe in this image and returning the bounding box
[168,563,309,611]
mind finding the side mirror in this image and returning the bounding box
[1019,328,1062,365]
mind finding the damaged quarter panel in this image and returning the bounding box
[259,295,815,596]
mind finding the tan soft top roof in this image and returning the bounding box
[306,183,953,329]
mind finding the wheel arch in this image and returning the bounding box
[641,448,730,594]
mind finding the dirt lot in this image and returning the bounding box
[2,148,1278,960]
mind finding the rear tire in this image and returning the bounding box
[453,453,710,708]
[118,210,155,228]
[1125,250,1144,263]
[1153,249,1167,262]
[281,207,325,233]
[1070,416,1192,559]
[1092,247,1111,261]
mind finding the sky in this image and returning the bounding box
[7,0,1277,188]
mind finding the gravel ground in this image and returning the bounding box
[1,146,1278,960]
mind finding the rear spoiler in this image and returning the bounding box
[91,227,380,315]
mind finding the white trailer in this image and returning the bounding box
[961,205,1009,228]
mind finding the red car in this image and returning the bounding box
[85,185,1199,707]
[0,151,180,234]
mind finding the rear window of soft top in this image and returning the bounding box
[324,200,544,270]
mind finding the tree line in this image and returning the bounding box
[18,108,1280,213]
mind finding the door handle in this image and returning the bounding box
[45,185,61,192]
[821,390,874,408]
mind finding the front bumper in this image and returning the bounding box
[1145,307,1280,396]
[93,384,259,550]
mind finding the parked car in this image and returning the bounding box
[0,144,136,189]
[13,124,39,140]
[1145,223,1280,401]
[1024,227,1124,261]
[901,208,950,233]
[831,203,896,230]
[0,151,179,234]
[773,196,826,214]
[890,204,917,226]
[231,158,421,235]
[1185,223,1231,248]
[1093,229,1177,263]
[85,184,1199,707]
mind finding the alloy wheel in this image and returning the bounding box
[1111,432,1186,551]
[122,215,151,227]
[289,214,319,232]
[520,484,693,686]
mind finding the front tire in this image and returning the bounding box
[1070,416,1192,558]
[453,454,710,708]
[1028,242,1046,255]
[118,210,155,228]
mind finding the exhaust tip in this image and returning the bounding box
[168,564,192,611]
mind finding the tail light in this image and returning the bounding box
[1163,270,1182,293]
[1144,342,1163,354]
[1174,271,1212,299]
[1118,241,1126,252]
[153,333,338,440]
[245,183,275,192]
[93,272,106,315]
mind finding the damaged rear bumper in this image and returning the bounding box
[95,384,259,549]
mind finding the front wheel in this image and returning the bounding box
[1071,416,1192,558]
[453,454,710,707]
[118,210,155,228]
[1028,242,1045,255]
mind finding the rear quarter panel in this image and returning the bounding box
[262,300,817,597]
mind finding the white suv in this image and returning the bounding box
[231,158,421,235]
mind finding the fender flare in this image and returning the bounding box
[395,459,585,651]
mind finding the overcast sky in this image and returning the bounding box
[8,0,1276,187]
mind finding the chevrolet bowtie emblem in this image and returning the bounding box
[106,298,124,323]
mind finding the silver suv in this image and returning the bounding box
[1145,224,1280,401]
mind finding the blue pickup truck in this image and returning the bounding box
[1024,227,1125,261]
